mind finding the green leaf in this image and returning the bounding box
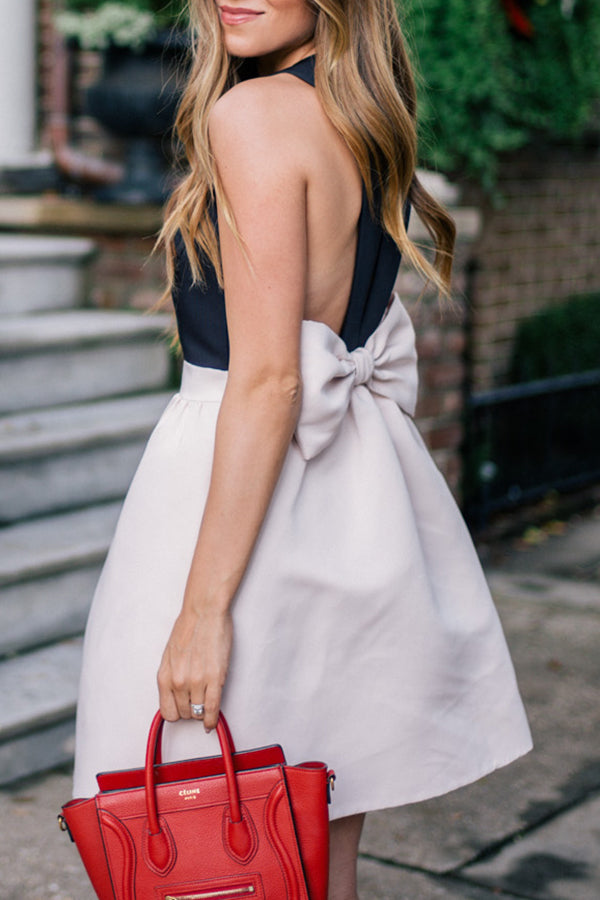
[399,0,600,194]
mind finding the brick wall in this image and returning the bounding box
[37,0,54,145]
[38,0,123,161]
[460,143,600,390]
[396,217,475,498]
[87,233,166,310]
[407,286,467,497]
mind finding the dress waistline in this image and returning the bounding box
[179,361,228,402]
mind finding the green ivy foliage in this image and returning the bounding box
[399,0,600,192]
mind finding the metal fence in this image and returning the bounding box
[463,368,600,529]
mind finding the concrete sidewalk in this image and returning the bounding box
[1,509,599,899]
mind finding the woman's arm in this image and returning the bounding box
[158,78,309,731]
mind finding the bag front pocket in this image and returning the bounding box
[159,873,263,900]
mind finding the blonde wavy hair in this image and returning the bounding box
[157,0,456,302]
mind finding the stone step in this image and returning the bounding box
[0,639,82,785]
[0,308,172,413]
[0,234,96,315]
[0,503,121,657]
[0,391,171,523]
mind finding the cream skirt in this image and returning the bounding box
[73,294,532,820]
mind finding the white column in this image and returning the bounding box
[0,0,37,163]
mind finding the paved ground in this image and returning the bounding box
[1,508,599,899]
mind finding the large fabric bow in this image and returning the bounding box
[295,293,418,460]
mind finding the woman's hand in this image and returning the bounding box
[157,605,233,732]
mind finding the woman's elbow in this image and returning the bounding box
[230,368,303,412]
[259,371,303,412]
[277,371,302,408]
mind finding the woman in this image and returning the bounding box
[73,2,532,897]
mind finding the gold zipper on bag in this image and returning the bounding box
[165,886,255,900]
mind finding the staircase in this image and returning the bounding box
[0,235,172,785]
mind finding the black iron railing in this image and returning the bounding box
[463,368,600,528]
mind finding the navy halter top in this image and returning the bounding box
[172,54,411,368]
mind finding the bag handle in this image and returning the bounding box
[145,712,250,850]
[152,713,237,766]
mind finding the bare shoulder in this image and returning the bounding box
[208,74,319,166]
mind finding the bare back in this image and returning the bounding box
[277,73,363,333]
[257,71,364,335]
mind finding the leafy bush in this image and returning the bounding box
[464,292,600,523]
[399,0,600,193]
[509,293,600,382]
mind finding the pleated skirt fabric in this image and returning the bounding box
[73,295,532,820]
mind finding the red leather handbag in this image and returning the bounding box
[59,711,335,900]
